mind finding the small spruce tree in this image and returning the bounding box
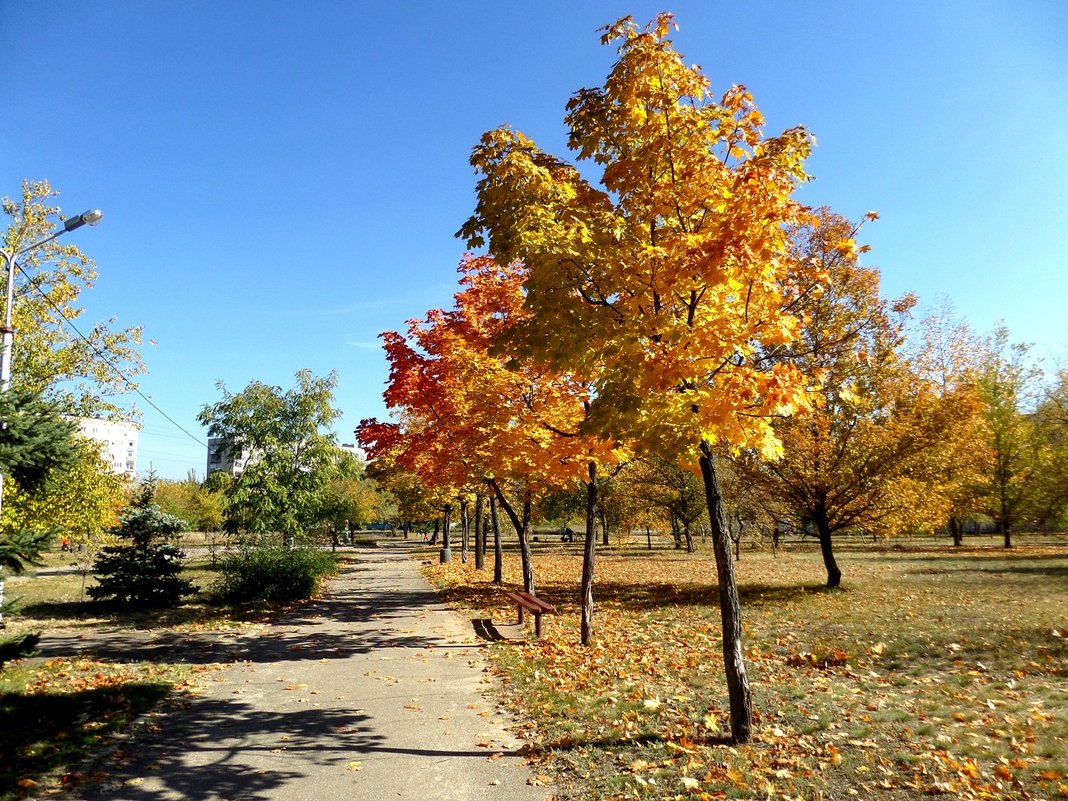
[89,473,197,607]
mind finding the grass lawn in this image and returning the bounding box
[422,535,1068,800]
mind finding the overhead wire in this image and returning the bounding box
[14,262,207,447]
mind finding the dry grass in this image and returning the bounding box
[423,535,1068,800]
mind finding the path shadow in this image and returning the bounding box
[78,697,383,800]
[34,560,461,666]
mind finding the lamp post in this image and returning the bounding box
[0,209,102,626]
[1,209,103,389]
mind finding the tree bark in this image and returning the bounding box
[489,479,535,594]
[429,518,439,545]
[949,516,963,547]
[474,492,485,570]
[698,441,753,744]
[440,506,452,563]
[813,503,842,588]
[600,509,609,546]
[460,498,469,564]
[580,462,598,646]
[490,491,503,585]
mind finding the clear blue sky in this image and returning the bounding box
[2,1,1066,480]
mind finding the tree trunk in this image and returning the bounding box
[474,493,485,571]
[460,498,469,564]
[698,441,753,745]
[671,514,682,550]
[600,509,609,546]
[440,506,452,563]
[646,525,652,550]
[813,504,842,588]
[580,462,598,646]
[490,491,503,585]
[683,519,694,553]
[429,518,439,545]
[949,516,963,547]
[489,479,534,594]
[1002,522,1013,549]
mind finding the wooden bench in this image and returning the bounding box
[504,590,557,637]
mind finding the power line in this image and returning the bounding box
[15,263,207,448]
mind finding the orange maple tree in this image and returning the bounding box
[459,14,828,742]
[359,255,623,624]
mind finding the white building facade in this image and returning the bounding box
[76,418,140,479]
[206,436,252,477]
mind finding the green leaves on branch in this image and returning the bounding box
[198,369,343,540]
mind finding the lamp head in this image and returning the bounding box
[63,209,104,232]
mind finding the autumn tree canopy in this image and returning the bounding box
[733,210,972,587]
[459,13,832,743]
[2,181,145,416]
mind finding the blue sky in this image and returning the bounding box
[2,1,1066,480]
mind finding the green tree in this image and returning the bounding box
[975,326,1046,547]
[88,473,196,607]
[198,370,342,543]
[0,388,79,578]
[317,453,388,539]
[156,472,225,533]
[1033,368,1068,530]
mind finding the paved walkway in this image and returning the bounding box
[44,544,549,801]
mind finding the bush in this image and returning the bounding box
[212,546,339,603]
[89,475,196,608]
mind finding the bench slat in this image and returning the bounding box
[503,590,557,637]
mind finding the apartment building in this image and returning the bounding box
[76,418,140,479]
[206,436,253,477]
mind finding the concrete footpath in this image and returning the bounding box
[47,543,551,801]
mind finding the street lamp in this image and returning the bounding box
[1,209,103,390]
[0,209,103,624]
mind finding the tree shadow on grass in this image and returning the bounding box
[0,681,171,800]
[572,581,835,613]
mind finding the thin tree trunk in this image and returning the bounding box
[581,462,598,646]
[813,504,842,588]
[489,479,534,594]
[474,493,485,570]
[646,525,652,550]
[429,518,439,545]
[600,509,609,547]
[698,441,753,745]
[460,498,469,564]
[683,519,694,553]
[671,514,682,550]
[440,506,452,562]
[490,489,503,585]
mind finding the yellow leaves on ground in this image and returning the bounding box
[423,542,1068,800]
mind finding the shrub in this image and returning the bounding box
[89,474,197,608]
[212,546,338,603]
